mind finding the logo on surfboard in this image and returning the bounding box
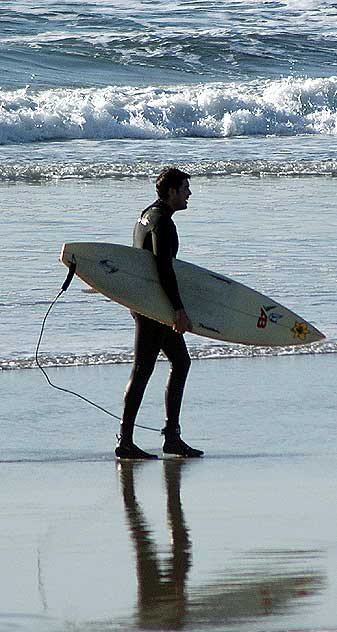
[100,259,119,274]
[257,306,283,329]
[292,321,309,341]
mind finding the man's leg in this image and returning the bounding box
[116,315,163,459]
[162,331,191,433]
[161,330,203,457]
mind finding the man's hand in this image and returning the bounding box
[173,309,192,334]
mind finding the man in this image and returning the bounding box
[115,167,204,460]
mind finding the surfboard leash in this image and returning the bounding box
[35,260,161,433]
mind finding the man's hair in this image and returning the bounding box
[156,167,190,199]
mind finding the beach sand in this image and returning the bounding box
[2,355,337,631]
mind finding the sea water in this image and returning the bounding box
[1,0,337,371]
[1,2,337,631]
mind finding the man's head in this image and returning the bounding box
[156,167,191,212]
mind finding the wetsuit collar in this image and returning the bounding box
[140,199,174,219]
[156,198,174,217]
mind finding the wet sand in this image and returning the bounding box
[2,355,337,631]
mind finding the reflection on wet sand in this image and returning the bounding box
[118,460,191,630]
[188,552,323,628]
[117,460,323,630]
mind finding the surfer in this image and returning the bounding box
[116,167,204,459]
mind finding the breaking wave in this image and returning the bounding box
[1,77,337,145]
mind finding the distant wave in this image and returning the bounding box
[1,77,337,145]
[2,2,337,88]
[1,340,335,371]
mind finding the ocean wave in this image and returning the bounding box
[1,78,337,145]
[1,158,337,182]
[2,1,337,87]
[4,27,333,80]
[1,340,335,371]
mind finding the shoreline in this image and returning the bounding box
[1,336,336,372]
[4,353,337,457]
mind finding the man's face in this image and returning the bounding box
[168,178,192,212]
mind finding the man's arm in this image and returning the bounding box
[152,218,192,333]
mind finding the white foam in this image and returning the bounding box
[1,77,337,144]
[2,340,335,371]
[1,158,337,182]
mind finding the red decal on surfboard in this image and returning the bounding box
[257,308,268,328]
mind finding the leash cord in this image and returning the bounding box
[35,264,161,433]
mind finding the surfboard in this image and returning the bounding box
[60,242,325,347]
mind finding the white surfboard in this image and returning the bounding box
[60,242,325,347]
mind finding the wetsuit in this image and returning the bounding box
[120,200,191,442]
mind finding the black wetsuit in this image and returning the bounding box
[121,200,191,442]
[133,200,184,310]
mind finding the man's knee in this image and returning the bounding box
[130,361,156,386]
[171,353,191,380]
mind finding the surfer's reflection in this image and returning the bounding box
[118,459,191,630]
[118,460,323,630]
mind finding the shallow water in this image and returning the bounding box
[1,174,336,370]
